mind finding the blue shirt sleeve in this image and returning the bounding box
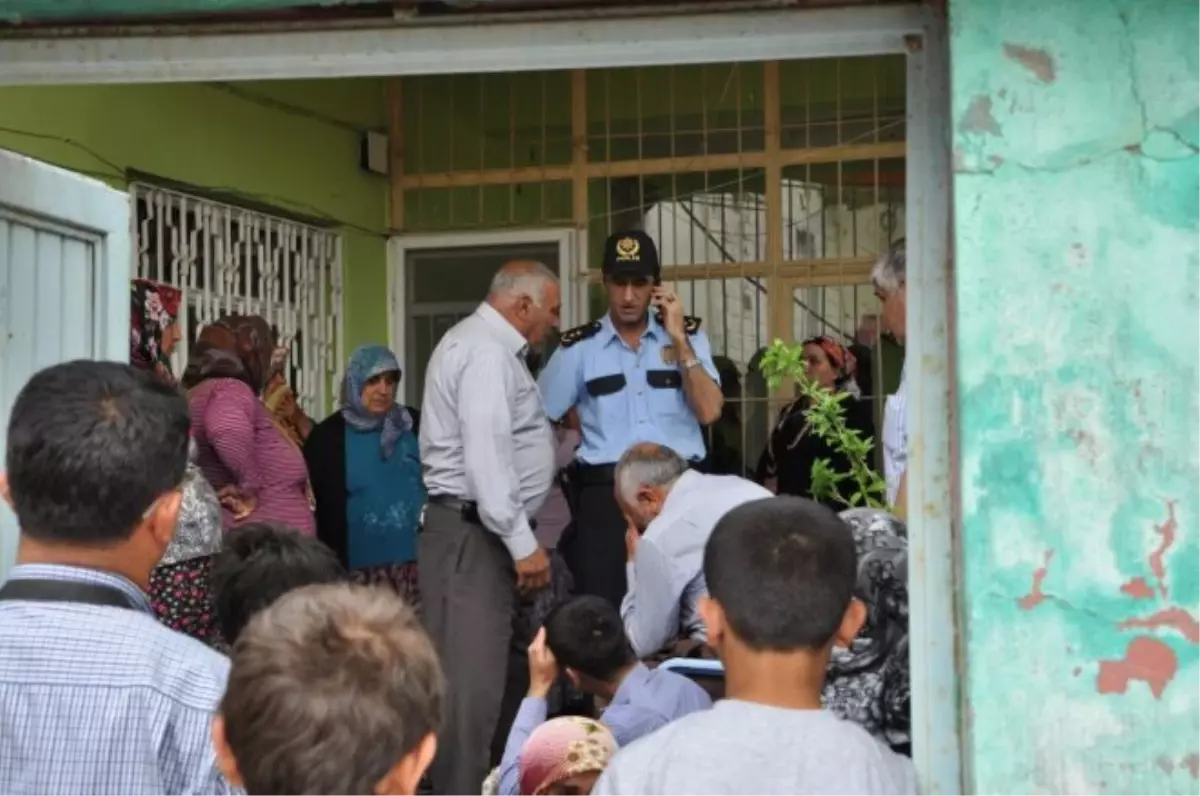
[497,696,549,795]
[688,330,721,384]
[537,343,583,422]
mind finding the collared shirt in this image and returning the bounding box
[496,663,712,795]
[882,363,908,505]
[420,303,556,561]
[537,313,720,464]
[0,564,232,795]
[622,471,771,657]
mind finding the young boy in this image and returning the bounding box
[209,522,346,645]
[592,496,919,795]
[213,583,445,795]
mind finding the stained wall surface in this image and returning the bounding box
[951,0,1199,791]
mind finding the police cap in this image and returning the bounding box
[601,230,660,281]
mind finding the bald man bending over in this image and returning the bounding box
[419,260,561,795]
[613,442,770,659]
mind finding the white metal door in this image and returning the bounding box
[0,148,132,579]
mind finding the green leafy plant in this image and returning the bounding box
[757,338,889,509]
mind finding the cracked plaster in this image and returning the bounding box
[951,0,1199,792]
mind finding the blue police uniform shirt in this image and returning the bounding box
[537,312,720,465]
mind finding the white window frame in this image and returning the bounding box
[0,6,959,791]
[387,227,578,403]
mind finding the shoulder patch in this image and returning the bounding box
[684,315,702,335]
[560,320,602,349]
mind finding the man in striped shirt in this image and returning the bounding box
[0,361,230,795]
[872,240,908,510]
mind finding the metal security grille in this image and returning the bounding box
[131,183,344,413]
[391,56,905,476]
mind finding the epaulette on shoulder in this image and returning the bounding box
[560,320,602,349]
[684,315,702,335]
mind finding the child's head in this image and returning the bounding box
[213,583,444,795]
[209,523,346,645]
[544,595,637,692]
[700,496,864,663]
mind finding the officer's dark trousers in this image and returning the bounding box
[561,467,628,609]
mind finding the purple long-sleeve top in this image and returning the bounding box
[188,377,315,535]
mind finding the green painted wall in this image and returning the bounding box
[952,0,1199,791]
[0,78,390,354]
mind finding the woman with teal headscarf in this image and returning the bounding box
[303,344,424,605]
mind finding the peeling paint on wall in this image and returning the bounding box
[951,0,1199,792]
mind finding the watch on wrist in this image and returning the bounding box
[681,357,701,371]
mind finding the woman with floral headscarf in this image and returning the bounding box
[827,508,910,756]
[755,335,877,509]
[303,344,424,605]
[130,279,224,644]
[491,716,615,796]
[182,314,315,535]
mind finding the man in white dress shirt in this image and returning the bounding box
[871,240,908,510]
[614,442,770,658]
[418,260,560,795]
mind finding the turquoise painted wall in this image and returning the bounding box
[952,0,1199,791]
[0,79,390,355]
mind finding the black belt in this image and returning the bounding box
[0,578,141,611]
[427,495,537,530]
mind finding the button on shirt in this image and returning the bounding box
[496,662,712,795]
[623,471,772,657]
[538,314,720,465]
[420,302,556,561]
[0,564,231,795]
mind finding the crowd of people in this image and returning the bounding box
[0,229,915,795]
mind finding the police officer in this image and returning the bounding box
[537,230,724,609]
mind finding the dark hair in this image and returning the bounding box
[222,583,445,795]
[210,523,346,644]
[544,595,636,682]
[704,496,857,651]
[5,360,189,544]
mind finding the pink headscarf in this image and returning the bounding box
[518,717,617,795]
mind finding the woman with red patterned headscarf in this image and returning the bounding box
[755,335,877,510]
[130,279,224,645]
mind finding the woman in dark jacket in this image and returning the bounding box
[756,335,877,510]
[303,344,423,606]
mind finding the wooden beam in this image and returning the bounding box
[583,257,874,285]
[398,141,906,190]
[387,77,405,232]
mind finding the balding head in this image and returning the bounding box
[486,259,561,347]
[614,443,689,531]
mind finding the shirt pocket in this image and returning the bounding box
[645,368,689,418]
[585,372,629,426]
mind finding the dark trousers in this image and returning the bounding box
[560,472,628,610]
[419,503,517,795]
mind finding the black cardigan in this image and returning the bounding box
[302,407,421,569]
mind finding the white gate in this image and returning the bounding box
[0,149,132,579]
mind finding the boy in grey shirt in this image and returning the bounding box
[592,496,919,795]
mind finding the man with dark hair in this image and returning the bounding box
[0,360,230,794]
[494,596,710,795]
[213,583,444,795]
[593,497,917,795]
[209,522,346,645]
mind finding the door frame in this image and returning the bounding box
[387,226,577,402]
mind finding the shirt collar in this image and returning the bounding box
[5,563,153,614]
[475,302,529,357]
[609,662,653,707]
[600,312,664,347]
[660,470,702,513]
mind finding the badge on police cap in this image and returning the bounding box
[615,236,641,262]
